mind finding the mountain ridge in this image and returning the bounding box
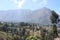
[0,7,53,25]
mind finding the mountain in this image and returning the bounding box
[0,7,52,25]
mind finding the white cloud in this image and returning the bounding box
[10,0,25,8]
[40,0,48,6]
[10,0,48,9]
[32,0,48,7]
[17,0,24,8]
[32,0,37,2]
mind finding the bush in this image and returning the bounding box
[26,36,37,40]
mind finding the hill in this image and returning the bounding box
[0,7,53,25]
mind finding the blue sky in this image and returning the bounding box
[0,0,60,15]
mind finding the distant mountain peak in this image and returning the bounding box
[41,7,49,9]
[0,7,52,25]
[34,7,51,12]
[40,7,51,10]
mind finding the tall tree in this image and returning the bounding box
[3,23,8,32]
[50,10,59,38]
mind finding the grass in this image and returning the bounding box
[0,31,12,40]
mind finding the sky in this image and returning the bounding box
[0,0,60,15]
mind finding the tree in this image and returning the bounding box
[50,10,59,38]
[2,23,8,32]
[40,28,46,40]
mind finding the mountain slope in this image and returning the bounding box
[31,7,52,24]
[0,7,52,25]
